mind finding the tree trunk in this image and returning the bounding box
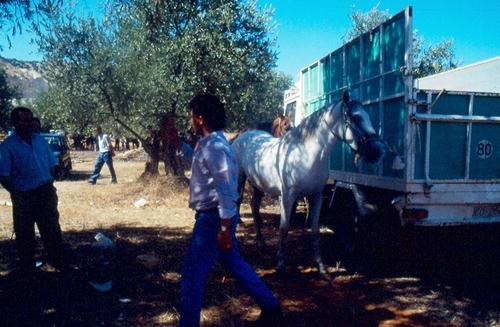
[141,131,160,176]
[144,154,160,175]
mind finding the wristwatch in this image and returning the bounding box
[220,218,231,232]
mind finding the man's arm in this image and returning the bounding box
[0,175,15,194]
[0,175,28,206]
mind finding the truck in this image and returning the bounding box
[283,6,500,250]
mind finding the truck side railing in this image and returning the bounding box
[411,113,500,124]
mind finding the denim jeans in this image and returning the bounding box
[89,151,116,182]
[179,208,279,327]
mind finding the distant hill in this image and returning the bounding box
[0,57,48,100]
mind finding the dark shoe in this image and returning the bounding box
[12,263,38,279]
[111,179,117,184]
[87,179,96,185]
[258,304,284,327]
[51,258,69,272]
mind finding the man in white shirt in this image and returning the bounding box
[88,126,117,184]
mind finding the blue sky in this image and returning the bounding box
[2,0,499,79]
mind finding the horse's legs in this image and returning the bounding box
[250,186,265,243]
[277,194,293,274]
[307,192,329,278]
[236,174,247,224]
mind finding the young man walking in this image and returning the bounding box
[88,126,117,184]
[164,94,283,327]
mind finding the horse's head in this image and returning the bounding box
[271,111,293,137]
[340,91,384,164]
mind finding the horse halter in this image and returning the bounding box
[341,99,380,148]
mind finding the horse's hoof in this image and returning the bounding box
[255,235,267,247]
[276,266,287,278]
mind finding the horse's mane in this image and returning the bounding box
[293,101,337,142]
[293,97,361,142]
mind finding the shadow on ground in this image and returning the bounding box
[0,213,499,326]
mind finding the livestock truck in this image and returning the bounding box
[283,6,500,251]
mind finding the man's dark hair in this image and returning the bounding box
[189,94,226,131]
[11,106,32,125]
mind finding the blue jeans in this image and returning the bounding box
[179,208,279,327]
[89,151,116,182]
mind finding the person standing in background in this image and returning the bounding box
[0,107,67,274]
[164,94,283,327]
[113,131,121,151]
[88,126,117,185]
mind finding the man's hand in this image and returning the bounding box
[217,218,232,253]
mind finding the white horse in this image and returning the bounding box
[231,91,385,278]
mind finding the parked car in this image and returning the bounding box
[41,132,72,180]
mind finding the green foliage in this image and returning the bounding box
[412,30,460,78]
[0,0,34,51]
[0,67,20,133]
[34,0,291,143]
[342,4,390,43]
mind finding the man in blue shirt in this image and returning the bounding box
[0,107,67,273]
[164,94,283,327]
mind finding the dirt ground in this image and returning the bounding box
[0,149,499,327]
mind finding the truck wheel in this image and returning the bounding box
[325,189,362,265]
[328,187,403,273]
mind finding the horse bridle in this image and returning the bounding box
[341,99,381,148]
[322,99,380,151]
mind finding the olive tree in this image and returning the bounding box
[0,0,43,132]
[343,4,460,78]
[342,4,390,43]
[35,0,289,175]
[0,0,35,51]
[412,30,460,78]
[0,67,21,133]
